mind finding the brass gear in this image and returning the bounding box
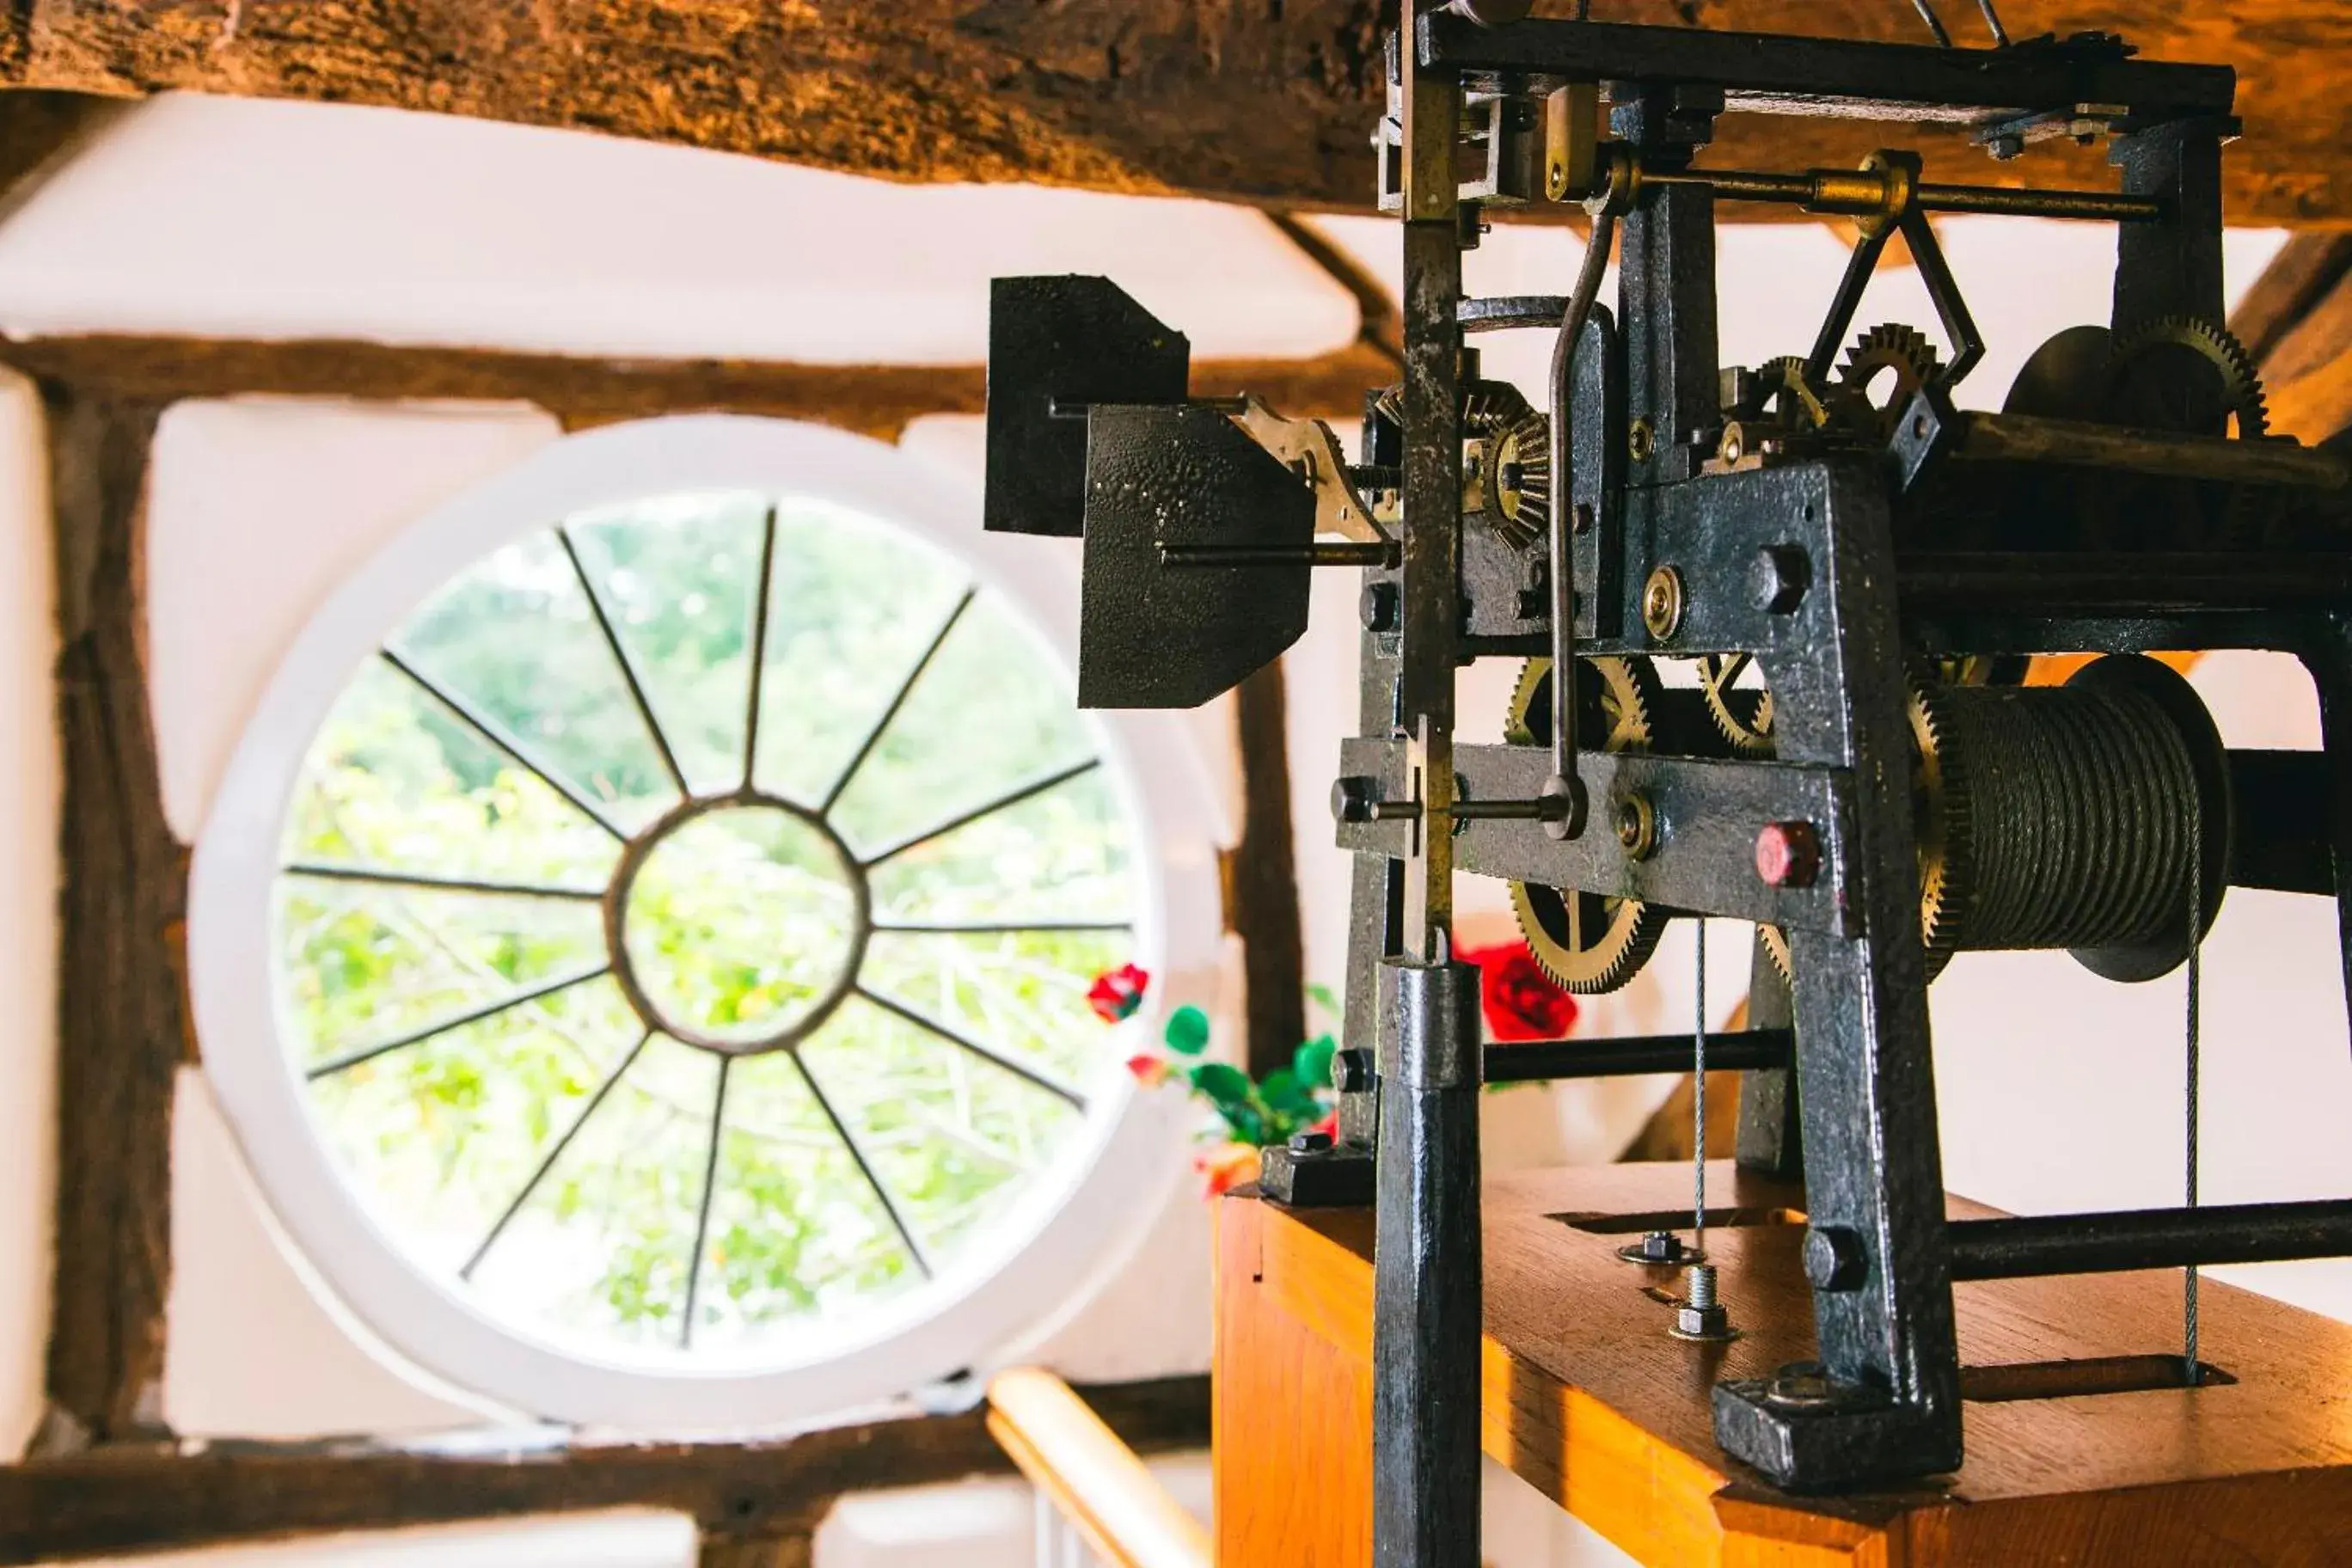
[1759,680,1976,986]
[1699,652,1774,756]
[1373,377,1533,438]
[2110,316,2268,440]
[1484,410,1551,552]
[1505,656,1668,994]
[1836,322,1943,441]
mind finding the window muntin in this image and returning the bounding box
[273,492,1138,1363]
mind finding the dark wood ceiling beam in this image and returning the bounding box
[0,1375,1211,1565]
[2,4,2348,224]
[0,335,1397,436]
[2230,234,2352,444]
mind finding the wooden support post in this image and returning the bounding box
[39,388,179,1450]
[1228,662,1307,1078]
[696,1526,817,1568]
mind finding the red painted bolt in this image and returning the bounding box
[1755,820,1822,888]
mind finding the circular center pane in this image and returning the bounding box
[622,804,861,1048]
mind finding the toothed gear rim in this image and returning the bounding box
[1837,322,1943,440]
[1504,656,1668,995]
[1700,652,1774,756]
[2110,315,2269,440]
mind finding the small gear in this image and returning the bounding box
[1759,924,1791,983]
[1506,656,1668,994]
[1836,322,1943,441]
[1372,377,1533,437]
[1483,411,1551,551]
[1764,355,1832,431]
[2110,316,2268,440]
[1908,683,1971,977]
[1699,652,1774,756]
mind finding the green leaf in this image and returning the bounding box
[1292,1035,1337,1095]
[1188,1060,1253,1109]
[1305,983,1341,1019]
[1164,1004,1212,1056]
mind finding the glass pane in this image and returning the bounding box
[830,594,1094,855]
[392,529,683,831]
[750,501,967,807]
[285,658,620,887]
[861,929,1133,1087]
[564,494,769,798]
[303,976,640,1275]
[274,882,609,1071]
[466,1033,720,1353]
[687,1051,922,1354]
[621,805,860,1046]
[868,768,1134,925]
[801,998,1083,1267]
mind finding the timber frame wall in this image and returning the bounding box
[0,289,1392,1562]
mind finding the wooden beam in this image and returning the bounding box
[40,387,179,1451]
[0,89,120,223]
[2230,234,2352,367]
[0,335,1395,437]
[0,1375,1210,1565]
[2,5,2348,224]
[1227,663,1308,1081]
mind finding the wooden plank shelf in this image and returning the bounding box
[1213,1161,2352,1565]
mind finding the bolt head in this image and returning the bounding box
[1288,1130,1334,1156]
[1751,542,1810,614]
[1332,775,1378,824]
[1755,819,1822,889]
[1804,1225,1869,1291]
[1332,1047,1374,1094]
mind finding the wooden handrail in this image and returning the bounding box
[985,1368,1211,1568]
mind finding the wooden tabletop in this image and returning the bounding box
[1213,1161,2352,1565]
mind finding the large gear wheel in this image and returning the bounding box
[1836,322,1943,441]
[1699,652,1774,756]
[2110,316,2268,439]
[1505,656,1668,994]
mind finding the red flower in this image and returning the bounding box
[1457,940,1577,1042]
[1195,1142,1259,1197]
[1087,963,1151,1023]
[1125,1052,1175,1087]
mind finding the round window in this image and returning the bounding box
[191,418,1214,1426]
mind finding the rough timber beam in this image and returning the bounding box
[0,3,2348,225]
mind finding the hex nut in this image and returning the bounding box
[1332,776,1378,824]
[1288,1130,1334,1156]
[1332,1047,1375,1094]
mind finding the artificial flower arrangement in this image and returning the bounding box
[1091,944,1577,1196]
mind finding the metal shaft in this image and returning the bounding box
[1374,959,1485,1568]
[1483,1029,1790,1083]
[1946,1198,2352,1279]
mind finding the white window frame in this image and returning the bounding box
[187,413,1223,1429]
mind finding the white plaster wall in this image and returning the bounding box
[0,95,1356,366]
[0,370,58,1464]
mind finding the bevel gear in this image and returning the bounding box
[1700,652,1774,756]
[1836,322,1943,441]
[2110,315,2268,440]
[1484,410,1551,551]
[1505,656,1668,994]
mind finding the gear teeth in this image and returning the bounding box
[1488,411,1550,552]
[1836,322,1944,439]
[1699,653,1774,756]
[1908,683,1970,979]
[1504,657,1668,995]
[1760,925,1791,983]
[2116,315,2269,439]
